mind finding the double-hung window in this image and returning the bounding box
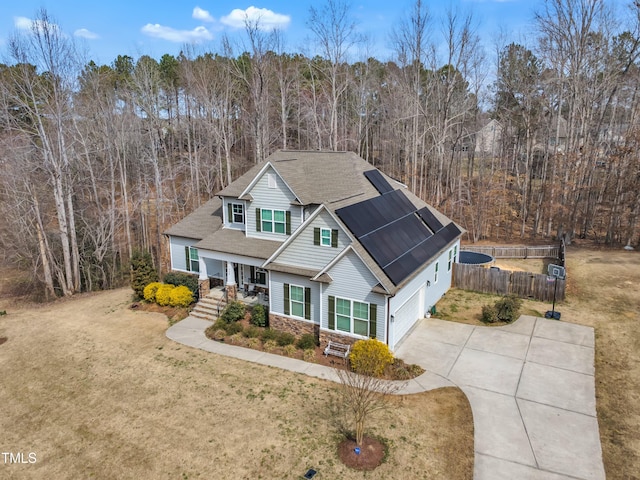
[332,297,371,337]
[453,245,458,264]
[448,249,453,271]
[261,209,286,234]
[232,203,244,224]
[185,246,199,273]
[283,283,311,320]
[320,228,332,247]
[434,261,439,284]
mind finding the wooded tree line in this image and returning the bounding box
[0,0,639,297]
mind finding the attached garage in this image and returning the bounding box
[391,286,424,350]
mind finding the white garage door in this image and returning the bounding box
[392,287,424,350]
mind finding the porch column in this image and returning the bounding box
[198,256,210,297]
[226,261,237,301]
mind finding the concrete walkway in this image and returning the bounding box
[167,315,605,480]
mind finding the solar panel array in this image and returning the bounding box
[363,169,394,195]
[336,189,461,286]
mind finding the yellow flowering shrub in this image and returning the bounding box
[349,338,394,377]
[155,284,175,306]
[143,282,163,302]
[169,285,194,307]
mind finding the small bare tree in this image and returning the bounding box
[335,339,405,446]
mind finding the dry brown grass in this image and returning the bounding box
[0,288,473,479]
[437,246,640,479]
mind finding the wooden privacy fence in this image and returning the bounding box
[453,263,565,302]
[461,244,560,259]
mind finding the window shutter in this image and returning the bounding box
[256,208,261,232]
[304,287,311,320]
[314,227,320,246]
[227,203,233,223]
[328,296,335,330]
[331,229,338,248]
[250,266,255,283]
[285,211,291,235]
[184,246,190,271]
[369,304,377,338]
[283,283,290,315]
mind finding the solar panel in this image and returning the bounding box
[336,184,462,286]
[364,169,394,195]
[336,189,415,237]
[417,207,444,233]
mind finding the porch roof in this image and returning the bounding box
[195,228,281,260]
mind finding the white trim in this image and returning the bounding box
[332,295,370,337]
[320,227,332,247]
[288,283,306,320]
[237,162,302,205]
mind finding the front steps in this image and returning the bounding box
[190,294,226,322]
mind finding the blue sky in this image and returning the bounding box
[0,1,627,66]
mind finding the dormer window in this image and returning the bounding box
[227,202,244,225]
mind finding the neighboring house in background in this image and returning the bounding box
[165,150,462,351]
[475,119,503,157]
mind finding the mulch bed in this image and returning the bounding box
[337,436,386,470]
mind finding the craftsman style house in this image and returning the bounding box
[165,151,462,351]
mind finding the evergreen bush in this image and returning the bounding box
[130,250,158,298]
[163,272,199,294]
[276,331,296,347]
[296,333,317,350]
[250,304,267,327]
[220,301,246,323]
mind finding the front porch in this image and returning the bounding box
[206,285,269,307]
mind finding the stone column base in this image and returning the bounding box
[226,284,237,302]
[198,279,210,298]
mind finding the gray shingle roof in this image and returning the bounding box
[164,198,223,240]
[195,228,280,260]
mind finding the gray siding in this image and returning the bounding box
[322,250,386,342]
[270,271,320,324]
[273,209,350,270]
[169,236,196,272]
[204,258,224,279]
[222,198,247,230]
[246,166,303,241]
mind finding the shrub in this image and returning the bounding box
[247,337,261,349]
[261,328,278,342]
[296,333,317,350]
[212,318,227,332]
[229,333,246,345]
[169,285,194,307]
[303,349,316,363]
[283,344,297,357]
[163,271,199,294]
[481,295,522,324]
[221,301,246,323]
[480,304,499,323]
[155,284,175,306]
[243,326,261,338]
[143,282,163,302]
[276,331,296,347]
[349,338,394,377]
[263,339,278,352]
[130,250,158,298]
[250,304,267,327]
[495,295,523,323]
[212,329,227,341]
[225,321,244,335]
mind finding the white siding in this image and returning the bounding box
[270,271,320,324]
[246,166,303,241]
[273,210,351,270]
[388,239,460,348]
[322,250,386,342]
[169,236,195,272]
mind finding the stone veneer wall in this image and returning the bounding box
[269,314,315,337]
[319,330,360,347]
[198,279,210,298]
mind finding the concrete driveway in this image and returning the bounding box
[395,315,605,480]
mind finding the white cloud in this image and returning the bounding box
[220,6,291,30]
[74,28,99,40]
[141,24,213,43]
[14,16,63,36]
[193,6,214,22]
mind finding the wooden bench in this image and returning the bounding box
[324,340,351,359]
